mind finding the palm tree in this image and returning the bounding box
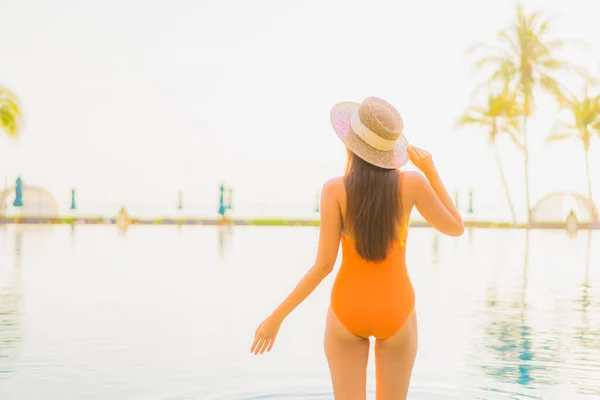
[457,89,522,224]
[467,2,587,223]
[0,86,22,139]
[547,84,600,207]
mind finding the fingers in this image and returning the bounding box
[407,146,417,160]
[409,145,430,160]
[256,337,267,354]
[250,323,261,353]
[251,328,276,355]
[250,335,261,354]
[408,146,422,161]
[413,146,425,157]
[258,337,270,354]
[408,145,422,156]
[266,336,276,352]
[251,336,265,355]
[251,335,274,355]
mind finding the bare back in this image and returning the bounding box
[330,170,464,240]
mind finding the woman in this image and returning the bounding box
[251,97,464,399]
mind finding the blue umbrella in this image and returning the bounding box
[218,184,226,217]
[70,188,76,210]
[13,176,23,208]
[218,185,233,217]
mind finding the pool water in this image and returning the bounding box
[0,225,599,399]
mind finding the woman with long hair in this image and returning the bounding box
[251,97,464,399]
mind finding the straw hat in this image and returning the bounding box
[330,97,409,169]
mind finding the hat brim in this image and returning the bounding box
[330,102,409,169]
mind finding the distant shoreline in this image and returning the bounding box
[0,216,598,230]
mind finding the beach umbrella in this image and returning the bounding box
[13,176,23,208]
[218,184,226,217]
[70,188,76,210]
[178,190,183,211]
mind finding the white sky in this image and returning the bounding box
[0,0,599,219]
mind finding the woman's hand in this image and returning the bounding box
[250,314,283,355]
[407,145,436,176]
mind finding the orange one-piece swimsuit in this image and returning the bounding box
[330,234,415,340]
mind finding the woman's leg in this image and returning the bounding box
[324,307,370,400]
[374,310,418,400]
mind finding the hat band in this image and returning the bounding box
[350,110,397,151]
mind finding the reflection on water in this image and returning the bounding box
[478,230,600,398]
[467,226,475,247]
[572,231,600,396]
[218,225,233,264]
[0,225,598,399]
[70,223,76,245]
[480,230,541,390]
[432,232,440,267]
[0,230,22,378]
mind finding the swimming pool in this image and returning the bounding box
[0,225,598,399]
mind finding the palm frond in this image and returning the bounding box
[472,56,513,72]
[539,74,569,106]
[547,37,590,51]
[569,66,593,81]
[546,132,578,143]
[497,31,519,55]
[538,58,569,71]
[546,119,579,144]
[487,61,518,87]
[0,87,22,138]
[544,38,565,51]
[455,111,488,128]
[515,2,527,28]
[457,87,524,149]
[591,119,600,135]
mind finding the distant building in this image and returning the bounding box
[0,185,60,217]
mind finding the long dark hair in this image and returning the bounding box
[344,150,402,262]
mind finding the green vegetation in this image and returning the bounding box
[0,87,21,139]
[247,218,320,227]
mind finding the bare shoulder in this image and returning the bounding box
[400,170,427,202]
[321,176,344,201]
[322,176,344,193]
[400,170,427,190]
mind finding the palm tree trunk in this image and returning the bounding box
[523,116,532,225]
[584,148,596,220]
[493,142,517,224]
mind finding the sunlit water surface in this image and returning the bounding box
[0,225,599,399]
